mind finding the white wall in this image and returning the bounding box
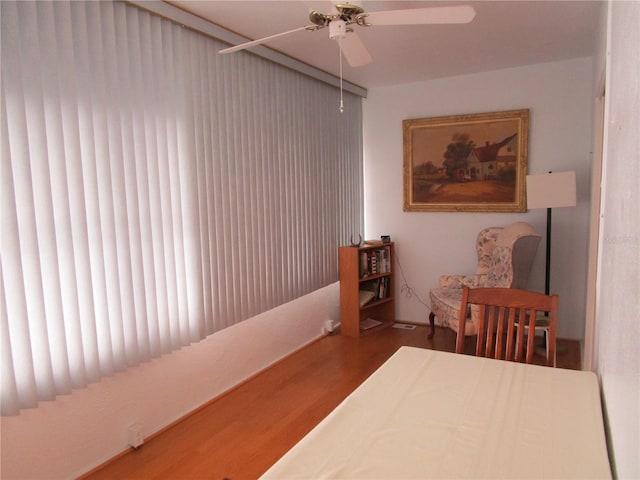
[594,1,640,478]
[0,283,340,479]
[363,57,594,340]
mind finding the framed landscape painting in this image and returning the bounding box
[403,109,529,212]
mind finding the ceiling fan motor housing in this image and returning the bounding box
[309,3,366,28]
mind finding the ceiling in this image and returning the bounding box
[166,0,603,89]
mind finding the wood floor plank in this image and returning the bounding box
[82,324,581,480]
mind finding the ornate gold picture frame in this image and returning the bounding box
[403,109,529,212]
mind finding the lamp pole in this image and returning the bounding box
[526,170,577,357]
[545,206,552,296]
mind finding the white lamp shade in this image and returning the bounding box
[526,171,577,209]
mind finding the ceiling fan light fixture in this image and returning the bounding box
[329,19,347,40]
[309,10,330,27]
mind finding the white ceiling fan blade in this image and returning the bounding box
[340,31,372,67]
[219,26,314,54]
[365,5,476,26]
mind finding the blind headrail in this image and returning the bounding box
[125,0,368,98]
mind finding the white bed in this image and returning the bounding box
[261,346,611,479]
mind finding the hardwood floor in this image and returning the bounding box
[83,324,581,480]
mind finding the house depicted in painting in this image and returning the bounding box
[467,133,517,180]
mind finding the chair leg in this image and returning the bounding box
[546,329,557,367]
[545,330,550,365]
[428,312,435,339]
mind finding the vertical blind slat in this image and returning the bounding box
[2,71,39,412]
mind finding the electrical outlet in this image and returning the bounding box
[128,423,144,448]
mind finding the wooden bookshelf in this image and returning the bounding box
[338,241,395,337]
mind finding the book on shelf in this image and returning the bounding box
[359,245,392,278]
[360,276,391,302]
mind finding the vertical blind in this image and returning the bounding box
[0,0,363,416]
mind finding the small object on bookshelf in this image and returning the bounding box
[360,318,383,330]
[359,290,376,307]
[381,235,391,243]
[339,241,395,337]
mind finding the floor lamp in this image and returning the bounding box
[526,171,577,353]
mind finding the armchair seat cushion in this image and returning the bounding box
[429,287,478,335]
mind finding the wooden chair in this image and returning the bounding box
[455,287,558,366]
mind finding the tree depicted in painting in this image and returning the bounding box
[442,133,475,181]
[413,161,439,176]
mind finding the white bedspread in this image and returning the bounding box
[261,346,611,479]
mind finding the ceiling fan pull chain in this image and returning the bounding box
[339,37,344,113]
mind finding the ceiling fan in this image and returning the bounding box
[218,2,476,68]
[219,2,475,111]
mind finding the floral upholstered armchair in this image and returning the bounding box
[427,222,541,339]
